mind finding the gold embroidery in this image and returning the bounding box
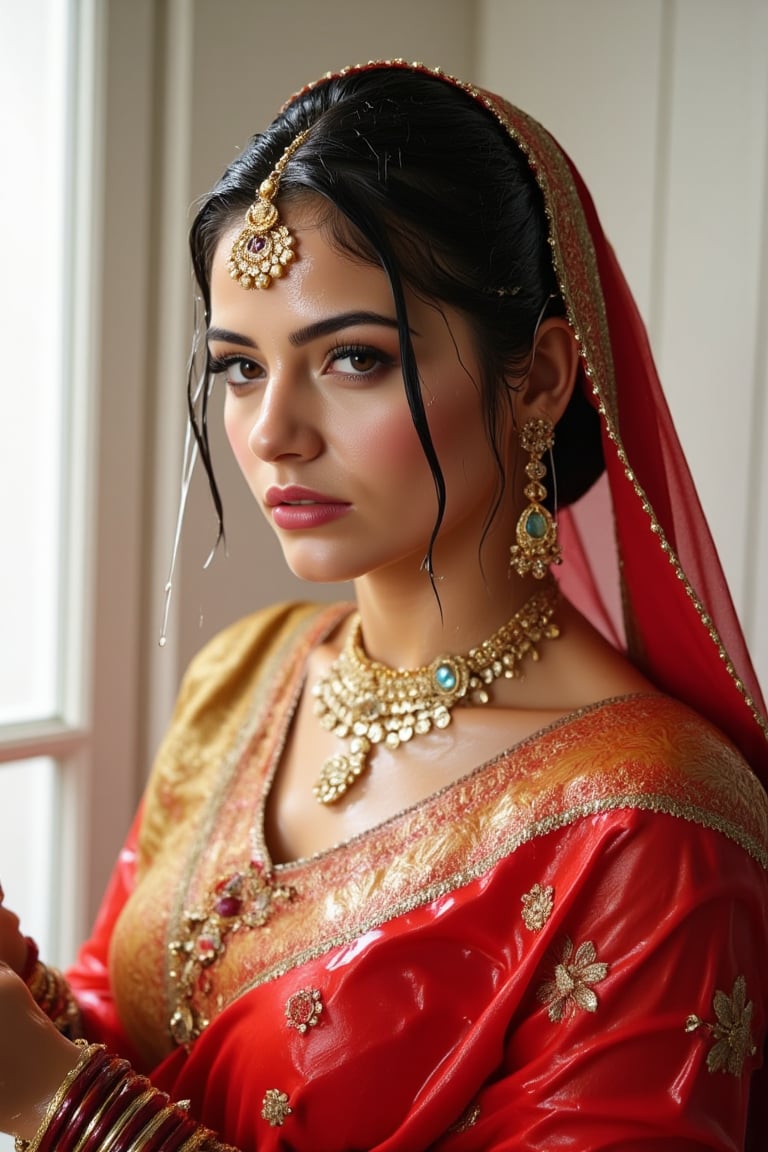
[537,937,609,1022]
[521,883,554,931]
[685,974,756,1076]
[168,860,296,1046]
[448,1102,481,1132]
[261,1088,292,1127]
[118,599,767,1069]
[285,987,323,1033]
[232,695,767,1001]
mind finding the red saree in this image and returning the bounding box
[65,63,768,1151]
[66,602,768,1151]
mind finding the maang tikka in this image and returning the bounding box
[228,129,309,290]
[509,417,562,579]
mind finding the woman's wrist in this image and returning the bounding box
[14,1044,237,1152]
[21,938,82,1039]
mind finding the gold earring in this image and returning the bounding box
[509,417,562,579]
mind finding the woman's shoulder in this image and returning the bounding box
[512,692,768,866]
[173,599,351,714]
[137,600,352,865]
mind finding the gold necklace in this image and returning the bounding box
[312,581,560,804]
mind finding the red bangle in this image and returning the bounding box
[155,1110,204,1152]
[136,1109,187,1152]
[99,1086,158,1149]
[60,1058,132,1151]
[36,1047,110,1151]
[70,1073,144,1151]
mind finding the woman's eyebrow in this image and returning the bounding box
[206,311,410,350]
[287,311,402,346]
[206,326,257,348]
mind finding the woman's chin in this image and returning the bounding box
[281,551,361,586]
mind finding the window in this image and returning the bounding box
[0,0,92,1104]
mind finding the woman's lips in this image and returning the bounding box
[265,486,351,530]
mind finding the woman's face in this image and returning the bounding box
[208,204,511,585]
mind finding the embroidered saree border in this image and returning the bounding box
[161,603,352,1020]
[239,790,767,997]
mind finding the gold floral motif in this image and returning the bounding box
[521,883,554,931]
[685,974,756,1077]
[537,937,609,1022]
[285,987,324,1033]
[261,1088,292,1127]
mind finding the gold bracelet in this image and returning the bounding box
[177,1131,214,1152]
[69,1076,131,1152]
[99,1087,156,1152]
[122,1104,173,1152]
[25,961,48,1002]
[19,1040,95,1152]
[26,962,82,1036]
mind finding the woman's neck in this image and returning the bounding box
[351,558,546,670]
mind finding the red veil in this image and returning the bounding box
[503,94,768,787]
[289,62,768,788]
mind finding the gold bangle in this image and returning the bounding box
[69,1076,131,1152]
[177,1131,213,1152]
[122,1105,173,1152]
[22,1040,96,1152]
[182,1130,238,1152]
[25,961,48,1002]
[99,1087,156,1152]
[27,963,81,1034]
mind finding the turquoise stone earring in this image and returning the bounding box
[509,418,562,579]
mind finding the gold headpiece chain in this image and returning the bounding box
[228,129,309,290]
[312,581,560,804]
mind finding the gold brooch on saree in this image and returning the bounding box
[168,858,295,1046]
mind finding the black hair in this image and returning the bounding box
[188,65,603,571]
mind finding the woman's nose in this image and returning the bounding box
[246,374,323,462]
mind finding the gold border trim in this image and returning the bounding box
[163,603,352,1024]
[239,790,767,995]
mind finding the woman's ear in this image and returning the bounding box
[512,316,580,426]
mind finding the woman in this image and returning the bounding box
[1,60,766,1151]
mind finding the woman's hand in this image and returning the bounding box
[0,964,81,1139]
[0,883,32,973]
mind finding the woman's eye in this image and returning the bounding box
[210,357,263,386]
[329,346,386,376]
